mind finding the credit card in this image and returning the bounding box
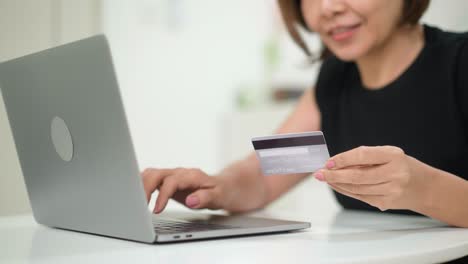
[252,131,330,175]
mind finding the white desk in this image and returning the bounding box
[1,207,468,264]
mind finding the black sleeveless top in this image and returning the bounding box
[315,25,468,215]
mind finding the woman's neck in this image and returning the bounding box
[356,24,425,90]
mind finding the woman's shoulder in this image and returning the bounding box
[418,25,468,89]
[424,24,468,71]
[425,24,468,122]
[424,24,468,50]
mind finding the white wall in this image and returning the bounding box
[102,0,281,173]
[422,0,468,31]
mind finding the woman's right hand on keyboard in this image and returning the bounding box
[141,167,234,213]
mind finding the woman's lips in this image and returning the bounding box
[328,24,361,42]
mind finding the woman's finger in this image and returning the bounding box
[331,182,393,196]
[141,168,178,202]
[186,187,222,210]
[153,169,215,213]
[329,183,388,211]
[154,175,180,213]
[329,183,365,200]
[327,146,404,169]
[319,166,387,185]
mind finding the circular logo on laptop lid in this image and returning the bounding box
[50,116,74,162]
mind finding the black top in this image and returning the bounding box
[315,25,468,215]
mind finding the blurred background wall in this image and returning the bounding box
[1,0,467,216]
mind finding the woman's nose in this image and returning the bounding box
[320,0,347,18]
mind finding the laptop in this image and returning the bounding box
[0,35,310,243]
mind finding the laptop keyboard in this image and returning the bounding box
[152,218,239,234]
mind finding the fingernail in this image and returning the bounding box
[314,172,325,181]
[186,196,200,208]
[326,160,336,169]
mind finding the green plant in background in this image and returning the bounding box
[235,33,282,110]
[235,83,255,110]
[264,33,281,81]
[261,32,282,104]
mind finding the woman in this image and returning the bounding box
[141,0,468,227]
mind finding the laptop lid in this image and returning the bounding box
[0,35,156,243]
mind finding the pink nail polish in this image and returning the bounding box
[315,172,325,181]
[326,160,336,169]
[186,196,200,207]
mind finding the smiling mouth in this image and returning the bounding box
[328,24,361,41]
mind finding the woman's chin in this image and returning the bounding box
[332,51,364,62]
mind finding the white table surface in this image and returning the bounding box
[2,204,468,264]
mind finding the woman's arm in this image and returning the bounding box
[143,88,321,213]
[220,88,321,212]
[416,163,468,227]
[262,88,322,204]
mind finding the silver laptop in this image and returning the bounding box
[0,35,310,243]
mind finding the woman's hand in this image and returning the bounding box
[141,168,230,213]
[313,146,430,212]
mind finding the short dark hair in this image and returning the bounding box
[278,0,431,61]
